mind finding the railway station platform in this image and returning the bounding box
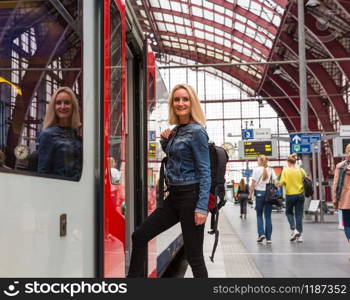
[184,200,349,278]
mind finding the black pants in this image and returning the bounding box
[240,197,248,215]
[128,184,208,278]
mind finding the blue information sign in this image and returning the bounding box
[242,169,253,178]
[149,130,156,141]
[290,133,321,154]
[242,129,254,140]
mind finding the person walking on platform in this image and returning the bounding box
[127,84,210,278]
[237,178,249,219]
[248,155,278,243]
[332,143,350,257]
[279,153,306,242]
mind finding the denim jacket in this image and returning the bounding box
[37,126,82,180]
[160,122,211,215]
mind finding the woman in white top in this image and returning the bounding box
[248,155,278,243]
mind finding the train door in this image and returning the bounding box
[103,0,127,277]
[124,23,153,277]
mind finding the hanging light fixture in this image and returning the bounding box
[305,0,320,8]
[273,67,283,75]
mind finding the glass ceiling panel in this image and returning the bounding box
[181,4,189,13]
[205,24,214,33]
[192,6,203,18]
[176,25,186,35]
[170,1,181,12]
[225,18,233,28]
[224,40,231,48]
[236,14,247,23]
[158,23,166,31]
[149,0,159,7]
[163,13,173,22]
[196,30,204,39]
[214,4,225,14]
[159,1,171,10]
[154,12,163,21]
[192,0,202,5]
[203,9,213,21]
[166,24,176,32]
[174,16,184,24]
[206,33,214,42]
[194,21,204,30]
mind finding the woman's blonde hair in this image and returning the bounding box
[239,178,246,192]
[168,84,206,126]
[287,153,298,164]
[43,86,81,129]
[258,155,269,181]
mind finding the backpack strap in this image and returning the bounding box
[157,157,168,207]
[209,193,220,263]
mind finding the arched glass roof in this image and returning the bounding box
[132,0,350,149]
[132,0,287,87]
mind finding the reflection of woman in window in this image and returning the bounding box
[37,87,82,180]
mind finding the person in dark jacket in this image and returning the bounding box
[237,178,249,219]
[37,86,82,180]
[128,84,210,278]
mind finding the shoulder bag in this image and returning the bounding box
[265,169,282,206]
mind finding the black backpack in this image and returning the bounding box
[208,144,229,262]
[157,143,229,262]
[300,169,314,197]
[303,176,314,197]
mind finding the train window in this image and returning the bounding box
[108,2,123,185]
[0,0,83,181]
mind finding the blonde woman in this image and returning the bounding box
[280,153,306,242]
[37,86,82,180]
[128,84,210,277]
[248,155,278,243]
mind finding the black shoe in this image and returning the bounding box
[208,230,215,235]
[257,235,266,243]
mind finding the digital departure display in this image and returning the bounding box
[243,141,272,157]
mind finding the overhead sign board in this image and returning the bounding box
[290,133,321,154]
[254,128,271,140]
[238,140,277,159]
[149,130,156,141]
[242,128,271,140]
[148,142,156,159]
[340,125,350,137]
[242,169,253,178]
[242,129,254,140]
[333,137,350,157]
[243,141,272,157]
